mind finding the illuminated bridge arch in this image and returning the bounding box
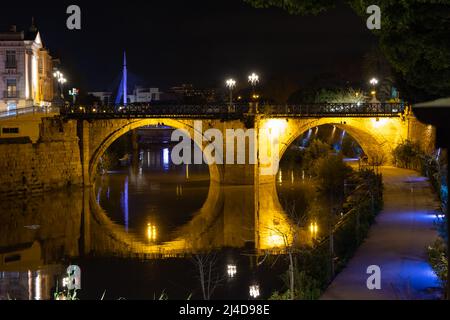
[86,118,221,185]
[260,117,409,164]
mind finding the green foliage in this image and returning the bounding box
[314,155,353,200]
[428,238,448,291]
[270,168,383,299]
[270,269,321,300]
[245,0,450,99]
[245,0,335,15]
[392,140,423,170]
[302,139,332,173]
[54,289,78,300]
[315,88,366,104]
[97,133,133,174]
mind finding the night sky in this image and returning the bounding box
[0,0,377,93]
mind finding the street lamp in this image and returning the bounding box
[226,78,236,107]
[248,73,260,113]
[369,77,379,103]
[53,70,67,99]
[248,73,259,95]
[69,88,79,105]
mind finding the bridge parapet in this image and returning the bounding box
[60,102,406,119]
[261,102,406,118]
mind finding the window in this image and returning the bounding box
[4,254,21,263]
[6,79,17,98]
[39,57,43,74]
[2,127,20,134]
[7,102,17,111]
[5,50,17,69]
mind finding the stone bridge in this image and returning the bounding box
[74,106,434,187]
[0,103,437,258]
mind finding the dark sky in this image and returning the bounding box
[1,0,377,92]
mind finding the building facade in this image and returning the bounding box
[88,92,113,106]
[89,87,160,106]
[0,25,54,113]
[128,86,160,103]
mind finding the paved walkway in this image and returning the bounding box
[321,167,442,300]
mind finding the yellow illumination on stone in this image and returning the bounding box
[146,223,157,242]
[371,118,389,129]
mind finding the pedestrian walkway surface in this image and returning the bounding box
[321,167,442,300]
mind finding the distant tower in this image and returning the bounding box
[123,51,127,105]
[115,51,128,106]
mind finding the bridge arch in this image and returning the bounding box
[87,118,221,185]
[264,117,406,164]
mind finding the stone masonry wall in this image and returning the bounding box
[0,118,82,197]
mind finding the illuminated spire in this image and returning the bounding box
[115,51,128,107]
[123,51,127,106]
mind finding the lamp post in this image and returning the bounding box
[226,78,236,112]
[69,88,79,106]
[248,73,259,96]
[248,73,260,113]
[53,70,67,100]
[369,77,379,103]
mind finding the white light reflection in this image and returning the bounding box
[163,148,170,171]
[227,265,237,278]
[249,284,260,299]
[34,271,41,300]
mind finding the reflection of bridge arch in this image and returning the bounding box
[88,182,222,256]
[87,118,221,185]
[87,181,295,256]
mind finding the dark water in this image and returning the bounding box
[0,142,315,300]
[96,146,211,244]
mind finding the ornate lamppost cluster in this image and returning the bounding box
[225,72,261,105]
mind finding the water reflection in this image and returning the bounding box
[96,145,210,244]
[0,144,312,299]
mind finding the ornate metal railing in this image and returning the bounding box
[61,104,250,119]
[60,102,405,119]
[261,103,406,117]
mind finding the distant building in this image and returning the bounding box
[128,86,160,103]
[88,91,113,106]
[166,84,217,103]
[89,87,160,105]
[0,24,54,113]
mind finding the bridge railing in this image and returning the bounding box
[0,105,59,119]
[60,103,250,119]
[260,102,405,117]
[60,102,406,119]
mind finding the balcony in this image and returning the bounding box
[5,62,17,69]
[2,90,20,99]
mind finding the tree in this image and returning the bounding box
[314,155,353,277]
[245,0,450,101]
[302,139,332,174]
[314,87,366,104]
[192,253,224,300]
[392,140,422,169]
